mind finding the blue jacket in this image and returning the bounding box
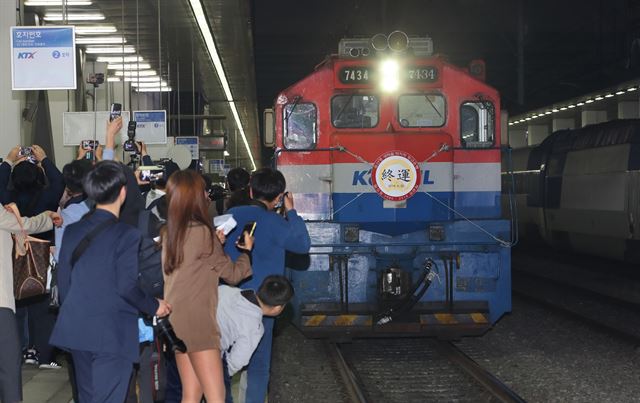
[50,209,158,362]
[224,204,311,290]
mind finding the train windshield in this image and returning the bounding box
[398,94,445,127]
[460,101,495,147]
[331,94,379,128]
[284,103,317,149]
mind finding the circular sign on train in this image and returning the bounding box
[371,151,421,201]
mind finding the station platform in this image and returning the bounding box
[21,365,72,403]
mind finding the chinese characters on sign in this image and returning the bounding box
[371,151,421,201]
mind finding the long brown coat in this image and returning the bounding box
[163,223,251,352]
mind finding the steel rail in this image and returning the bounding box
[327,342,370,403]
[434,340,527,403]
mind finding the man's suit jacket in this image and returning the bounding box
[50,209,158,362]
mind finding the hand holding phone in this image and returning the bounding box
[109,103,122,122]
[236,221,256,251]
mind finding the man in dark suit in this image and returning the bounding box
[50,161,171,403]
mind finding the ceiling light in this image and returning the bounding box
[96,56,143,63]
[552,108,559,112]
[576,102,585,106]
[130,81,169,87]
[135,87,172,92]
[628,87,637,92]
[115,70,157,77]
[188,0,256,170]
[75,36,126,44]
[560,107,568,111]
[25,0,91,5]
[108,63,151,70]
[604,93,614,98]
[616,90,625,95]
[107,77,121,82]
[75,26,117,35]
[224,150,230,156]
[568,104,576,108]
[545,111,552,115]
[85,46,136,54]
[525,117,531,121]
[44,13,104,21]
[508,122,514,126]
[594,96,604,101]
[123,76,164,82]
[584,99,594,104]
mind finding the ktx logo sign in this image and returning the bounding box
[17,51,37,59]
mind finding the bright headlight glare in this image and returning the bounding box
[380,59,400,92]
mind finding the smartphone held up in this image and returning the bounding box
[237,221,256,247]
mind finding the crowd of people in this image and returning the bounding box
[0,116,311,403]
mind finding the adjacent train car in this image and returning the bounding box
[266,32,512,338]
[504,119,640,262]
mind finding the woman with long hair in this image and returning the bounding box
[162,170,253,402]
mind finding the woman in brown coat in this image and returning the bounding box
[163,170,253,403]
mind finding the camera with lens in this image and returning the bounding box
[154,316,186,353]
[86,73,104,86]
[18,147,37,164]
[123,121,138,153]
[139,165,164,182]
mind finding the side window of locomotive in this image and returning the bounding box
[331,95,379,128]
[398,94,445,128]
[460,102,495,148]
[283,103,317,150]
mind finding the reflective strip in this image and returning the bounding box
[334,315,360,326]
[434,313,458,324]
[304,315,327,326]
[470,313,488,324]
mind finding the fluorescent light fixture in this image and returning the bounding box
[135,87,172,92]
[115,70,157,77]
[508,122,514,126]
[604,93,614,98]
[75,26,117,35]
[85,46,136,54]
[576,102,585,106]
[75,36,126,44]
[628,87,637,92]
[560,107,568,111]
[224,150,230,156]
[545,111,552,115]
[188,0,256,170]
[552,108,559,112]
[44,13,104,21]
[379,59,400,93]
[123,76,164,82]
[616,90,625,95]
[108,63,151,70]
[25,0,91,5]
[584,99,594,104]
[594,96,604,101]
[96,56,143,63]
[107,77,121,82]
[525,117,531,121]
[130,81,169,88]
[568,104,576,108]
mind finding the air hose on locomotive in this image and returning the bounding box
[374,259,439,325]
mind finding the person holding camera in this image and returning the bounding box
[162,170,254,403]
[223,167,311,403]
[50,161,171,403]
[0,144,65,369]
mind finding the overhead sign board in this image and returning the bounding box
[175,137,199,160]
[11,26,76,90]
[132,110,167,144]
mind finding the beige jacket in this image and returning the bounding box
[0,205,53,312]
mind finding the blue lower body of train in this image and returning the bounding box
[286,219,511,338]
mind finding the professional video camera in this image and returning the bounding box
[123,121,138,153]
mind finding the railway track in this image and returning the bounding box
[328,338,525,403]
[512,249,640,344]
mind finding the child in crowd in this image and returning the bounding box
[217,275,294,402]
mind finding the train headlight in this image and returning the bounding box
[380,59,400,93]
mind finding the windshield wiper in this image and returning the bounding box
[424,94,443,119]
[284,95,302,122]
[333,93,356,126]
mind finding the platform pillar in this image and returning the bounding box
[0,4,25,157]
[552,118,575,132]
[617,101,639,119]
[507,128,527,148]
[527,124,549,146]
[581,110,607,127]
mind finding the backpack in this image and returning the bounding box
[137,209,164,298]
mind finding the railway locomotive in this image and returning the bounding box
[505,119,640,263]
[265,32,512,338]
